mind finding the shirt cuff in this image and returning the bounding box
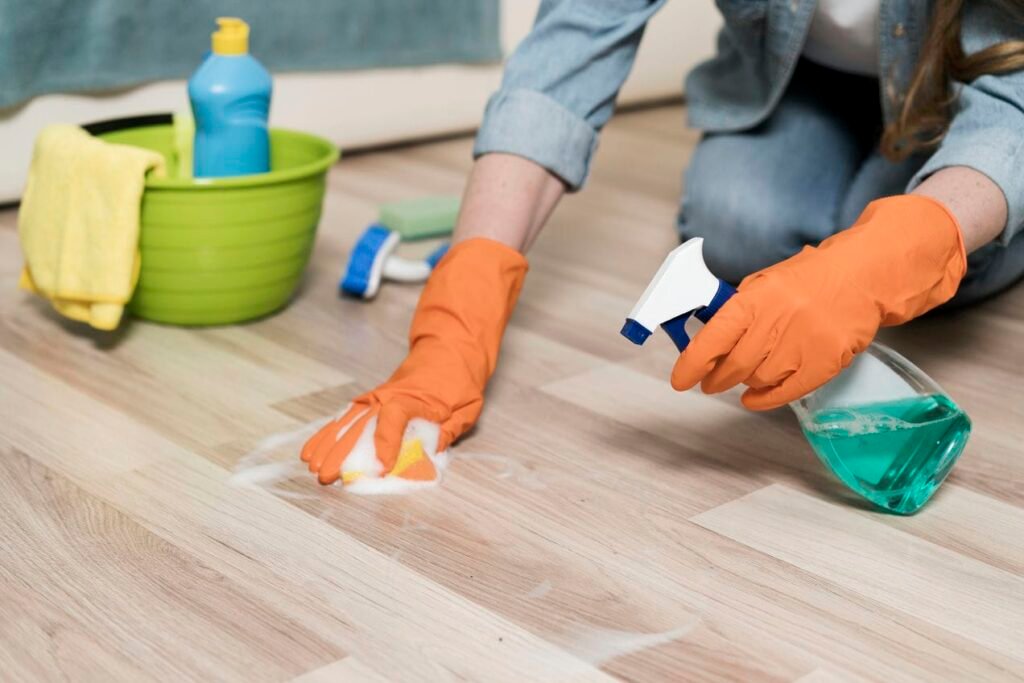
[907,129,1024,246]
[473,88,598,191]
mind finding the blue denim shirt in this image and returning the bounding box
[475,0,1024,243]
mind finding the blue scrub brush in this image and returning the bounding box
[340,226,451,300]
[340,224,399,299]
[341,195,459,300]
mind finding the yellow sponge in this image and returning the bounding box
[341,438,437,485]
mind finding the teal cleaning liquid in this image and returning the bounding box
[801,394,971,515]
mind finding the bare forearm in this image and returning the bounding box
[453,153,567,252]
[913,166,1007,253]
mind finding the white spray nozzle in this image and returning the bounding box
[621,238,722,345]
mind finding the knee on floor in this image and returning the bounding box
[678,189,811,284]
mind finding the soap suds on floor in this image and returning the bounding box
[246,416,332,453]
[340,413,385,479]
[228,414,451,496]
[227,417,331,499]
[228,413,544,498]
[227,460,312,500]
[401,512,431,532]
[458,452,547,491]
[344,470,447,495]
[561,621,698,665]
[526,579,553,599]
[340,417,449,494]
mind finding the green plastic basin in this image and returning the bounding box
[98,124,338,325]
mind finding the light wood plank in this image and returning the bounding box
[693,484,1024,661]
[292,657,392,683]
[795,669,863,683]
[1,347,168,481]
[0,347,615,682]
[539,363,835,494]
[874,484,1024,575]
[0,448,343,681]
[3,103,1023,681]
[0,314,352,457]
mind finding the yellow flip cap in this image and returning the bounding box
[212,17,249,55]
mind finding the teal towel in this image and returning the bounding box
[0,0,501,108]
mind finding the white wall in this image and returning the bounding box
[0,0,719,201]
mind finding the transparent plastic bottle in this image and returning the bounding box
[790,343,971,514]
[621,238,971,516]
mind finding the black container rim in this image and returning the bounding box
[81,112,174,137]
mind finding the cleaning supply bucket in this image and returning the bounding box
[88,114,338,326]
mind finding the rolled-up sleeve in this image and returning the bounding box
[907,1,1024,245]
[474,0,667,190]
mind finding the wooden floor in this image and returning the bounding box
[2,106,1023,682]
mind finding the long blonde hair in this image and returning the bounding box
[881,0,1024,160]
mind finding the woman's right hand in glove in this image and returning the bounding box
[301,238,528,485]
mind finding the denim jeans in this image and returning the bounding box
[678,60,1024,306]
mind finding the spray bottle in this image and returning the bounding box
[622,239,971,514]
[189,17,272,178]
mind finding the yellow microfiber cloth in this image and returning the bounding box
[18,124,165,330]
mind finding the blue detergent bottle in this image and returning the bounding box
[189,17,272,178]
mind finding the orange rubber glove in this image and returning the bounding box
[672,195,967,410]
[302,237,527,485]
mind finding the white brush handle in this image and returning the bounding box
[382,256,431,283]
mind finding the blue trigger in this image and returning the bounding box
[696,279,737,323]
[661,311,694,352]
[660,279,737,352]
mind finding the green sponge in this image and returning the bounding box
[379,195,460,240]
